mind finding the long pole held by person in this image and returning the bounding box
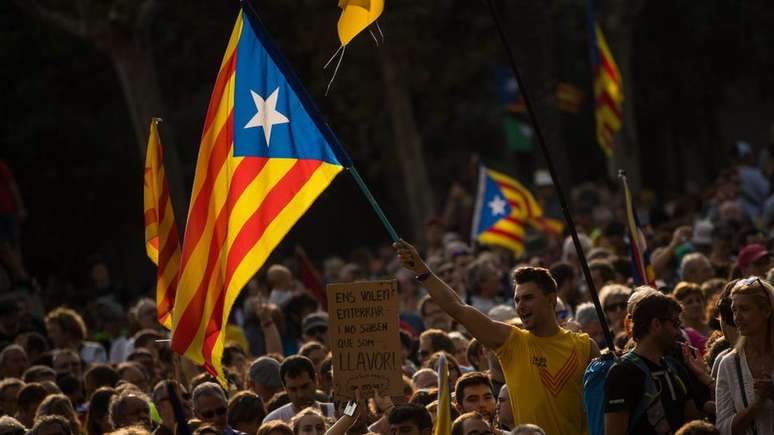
[485,0,616,354]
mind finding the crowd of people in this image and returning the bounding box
[1,144,774,435]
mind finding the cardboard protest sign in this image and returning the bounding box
[327,279,403,401]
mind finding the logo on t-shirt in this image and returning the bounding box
[537,348,577,397]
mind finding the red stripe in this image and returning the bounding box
[599,54,620,85]
[202,50,237,139]
[596,93,622,119]
[202,159,324,364]
[173,157,266,354]
[496,180,537,217]
[158,273,178,314]
[179,111,234,272]
[144,209,158,227]
[505,216,526,226]
[157,223,180,280]
[154,138,170,224]
[485,227,524,244]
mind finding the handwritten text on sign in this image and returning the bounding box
[327,280,402,401]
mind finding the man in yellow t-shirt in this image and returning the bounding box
[394,241,599,435]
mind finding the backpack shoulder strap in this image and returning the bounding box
[620,352,660,432]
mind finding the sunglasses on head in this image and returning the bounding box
[604,301,627,312]
[201,406,227,419]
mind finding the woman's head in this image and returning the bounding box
[731,277,774,350]
[290,407,327,435]
[34,394,80,435]
[673,282,706,323]
[44,308,87,348]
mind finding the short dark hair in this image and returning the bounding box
[388,404,433,431]
[222,344,246,366]
[511,267,557,294]
[17,383,48,412]
[454,372,493,405]
[228,391,266,428]
[451,412,488,435]
[84,364,119,390]
[419,329,456,356]
[279,355,315,385]
[465,339,483,371]
[631,293,682,341]
[23,365,56,383]
[549,262,574,288]
[298,342,325,359]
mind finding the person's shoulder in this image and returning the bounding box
[716,348,740,372]
[609,358,646,379]
[263,402,293,421]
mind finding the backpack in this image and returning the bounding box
[583,351,687,435]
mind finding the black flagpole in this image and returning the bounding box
[485,0,616,354]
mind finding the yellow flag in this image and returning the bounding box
[434,353,452,435]
[337,0,384,46]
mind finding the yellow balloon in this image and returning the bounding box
[337,0,384,46]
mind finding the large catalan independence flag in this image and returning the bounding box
[588,9,622,156]
[143,118,181,330]
[171,3,345,380]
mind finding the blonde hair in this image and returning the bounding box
[599,284,632,309]
[290,407,328,435]
[731,277,774,352]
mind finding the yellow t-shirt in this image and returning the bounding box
[496,326,590,435]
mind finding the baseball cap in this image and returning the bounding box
[248,357,282,389]
[737,244,771,269]
[302,312,329,334]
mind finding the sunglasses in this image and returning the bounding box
[201,406,227,419]
[556,310,570,320]
[604,302,627,312]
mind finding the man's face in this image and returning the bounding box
[285,372,317,410]
[655,314,683,350]
[304,325,329,346]
[685,258,714,285]
[422,300,453,331]
[306,349,327,376]
[461,418,493,435]
[496,387,513,430]
[155,391,192,429]
[195,394,228,430]
[53,353,82,379]
[418,336,434,363]
[514,282,553,331]
[2,348,28,378]
[459,384,496,423]
[45,321,67,348]
[118,396,151,429]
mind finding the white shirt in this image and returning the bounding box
[262,401,335,423]
[715,348,774,435]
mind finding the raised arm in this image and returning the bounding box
[394,240,512,350]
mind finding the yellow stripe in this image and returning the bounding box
[180,158,298,361]
[478,232,523,254]
[206,162,343,378]
[487,169,543,217]
[492,218,525,236]
[187,17,241,210]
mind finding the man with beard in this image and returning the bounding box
[394,241,598,434]
[604,293,703,434]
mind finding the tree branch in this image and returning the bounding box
[16,0,87,39]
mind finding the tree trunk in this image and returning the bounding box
[379,47,436,242]
[109,38,188,225]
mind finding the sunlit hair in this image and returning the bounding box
[731,277,774,352]
[289,407,327,435]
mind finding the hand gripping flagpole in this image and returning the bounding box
[242,0,400,243]
[485,0,616,354]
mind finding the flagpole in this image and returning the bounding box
[242,0,400,243]
[485,0,616,354]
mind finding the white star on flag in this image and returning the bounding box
[244,87,289,146]
[488,195,508,216]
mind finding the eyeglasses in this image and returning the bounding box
[200,406,227,419]
[604,302,627,313]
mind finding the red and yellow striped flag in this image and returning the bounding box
[170,8,344,381]
[143,118,181,330]
[591,23,623,156]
